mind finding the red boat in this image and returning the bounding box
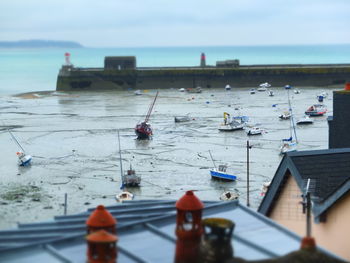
[135,91,159,140]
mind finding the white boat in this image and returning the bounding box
[115,191,134,202]
[246,127,263,135]
[179,88,185,92]
[294,89,300,94]
[284,85,292,89]
[258,82,271,91]
[220,191,239,201]
[16,152,32,166]
[297,115,314,125]
[8,129,32,166]
[187,86,202,93]
[250,89,256,94]
[280,140,297,154]
[268,90,274,96]
[225,84,232,91]
[218,113,246,132]
[279,111,291,120]
[134,90,142,95]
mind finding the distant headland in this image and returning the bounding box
[0,40,83,48]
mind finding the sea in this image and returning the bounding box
[1,44,350,95]
[0,44,349,229]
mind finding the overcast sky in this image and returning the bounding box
[1,0,349,47]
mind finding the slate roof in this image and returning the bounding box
[258,148,350,221]
[0,199,341,263]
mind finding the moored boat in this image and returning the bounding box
[220,191,239,201]
[7,128,32,166]
[297,115,314,125]
[135,91,159,139]
[305,104,327,116]
[225,84,232,91]
[115,191,134,202]
[258,82,271,91]
[208,151,237,181]
[246,127,264,135]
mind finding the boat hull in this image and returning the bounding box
[210,170,237,181]
[19,155,32,166]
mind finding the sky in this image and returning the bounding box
[1,0,350,47]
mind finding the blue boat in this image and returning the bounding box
[210,166,237,181]
[208,151,237,181]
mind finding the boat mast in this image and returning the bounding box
[117,131,125,188]
[8,129,26,153]
[144,91,159,123]
[287,89,298,143]
[208,150,217,170]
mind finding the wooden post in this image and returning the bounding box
[64,193,67,215]
[247,140,250,207]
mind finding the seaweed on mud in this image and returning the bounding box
[0,185,42,201]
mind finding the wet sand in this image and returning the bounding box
[0,87,336,229]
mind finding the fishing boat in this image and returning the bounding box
[208,151,237,181]
[305,104,327,116]
[135,91,159,140]
[246,127,263,135]
[8,129,32,166]
[225,84,232,91]
[218,113,246,132]
[297,115,314,125]
[219,191,239,201]
[134,90,142,95]
[118,131,141,187]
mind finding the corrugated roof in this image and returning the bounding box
[0,199,318,262]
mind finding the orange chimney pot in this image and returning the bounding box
[86,205,117,234]
[86,230,118,263]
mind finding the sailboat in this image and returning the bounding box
[117,131,140,187]
[135,91,159,140]
[8,129,32,166]
[115,131,137,202]
[280,89,298,154]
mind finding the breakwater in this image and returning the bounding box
[56,56,350,91]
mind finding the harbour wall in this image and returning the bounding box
[56,64,350,91]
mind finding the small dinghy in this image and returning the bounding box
[284,85,292,89]
[250,89,256,94]
[297,115,314,125]
[279,111,291,120]
[115,191,134,202]
[246,127,263,135]
[294,89,300,94]
[179,88,185,92]
[134,90,142,95]
[174,116,191,123]
[268,90,274,96]
[220,191,239,201]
